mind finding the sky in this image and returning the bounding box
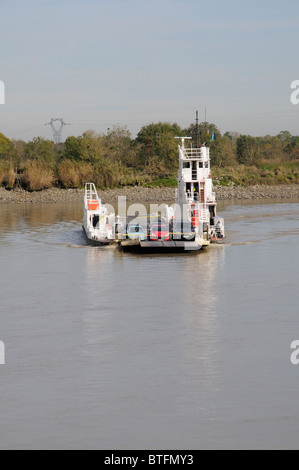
[0,0,299,141]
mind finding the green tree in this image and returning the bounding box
[236,135,259,165]
[258,135,285,161]
[135,122,183,171]
[224,131,240,142]
[185,121,218,146]
[25,137,57,167]
[10,139,26,168]
[155,132,181,172]
[103,125,136,166]
[64,136,82,161]
[79,131,104,164]
[277,131,296,157]
[277,130,292,145]
[216,136,237,167]
[0,133,12,159]
[185,122,235,167]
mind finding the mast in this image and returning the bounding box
[196,110,199,149]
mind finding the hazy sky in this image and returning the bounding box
[1,0,299,141]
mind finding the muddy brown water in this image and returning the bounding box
[0,200,298,449]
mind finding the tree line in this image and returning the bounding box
[0,122,298,191]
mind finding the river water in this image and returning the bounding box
[0,199,298,450]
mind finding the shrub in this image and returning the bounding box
[0,162,16,189]
[21,161,54,191]
[58,160,93,188]
[92,161,127,188]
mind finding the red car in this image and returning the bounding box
[150,224,170,241]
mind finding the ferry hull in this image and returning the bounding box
[82,226,115,247]
[120,239,202,253]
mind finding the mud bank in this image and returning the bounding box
[0,184,298,204]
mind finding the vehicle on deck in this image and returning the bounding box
[126,224,147,241]
[172,221,195,241]
[150,224,171,241]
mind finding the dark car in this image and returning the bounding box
[172,221,195,241]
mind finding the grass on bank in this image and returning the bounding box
[21,161,54,191]
[0,162,16,189]
[143,161,299,188]
[144,176,178,188]
[212,161,299,186]
[58,160,94,188]
[1,159,299,192]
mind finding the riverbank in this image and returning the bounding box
[0,184,298,204]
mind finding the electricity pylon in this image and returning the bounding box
[45,118,70,144]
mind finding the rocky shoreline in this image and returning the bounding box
[0,184,298,204]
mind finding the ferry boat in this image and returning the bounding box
[83,183,115,246]
[83,138,225,251]
[175,137,225,245]
[119,137,225,252]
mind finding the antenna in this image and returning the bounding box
[45,118,70,144]
[175,136,192,149]
[196,110,199,149]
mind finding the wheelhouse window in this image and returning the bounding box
[183,162,190,169]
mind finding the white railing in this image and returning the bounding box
[186,191,216,205]
[199,209,209,222]
[85,183,99,203]
[183,148,202,157]
[179,147,200,160]
[181,150,210,165]
[85,183,101,211]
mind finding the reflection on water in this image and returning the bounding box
[0,200,298,449]
[181,248,226,386]
[83,245,226,395]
